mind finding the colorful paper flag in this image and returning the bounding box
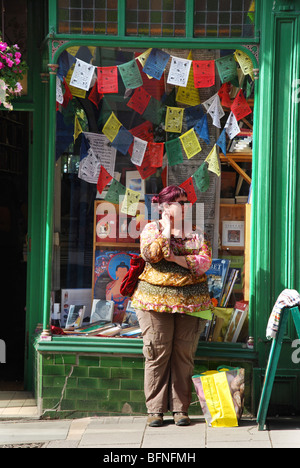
[167,56,192,87]
[205,144,221,176]
[118,59,143,89]
[97,165,113,194]
[165,106,184,133]
[193,162,210,192]
[216,128,227,155]
[127,86,151,115]
[135,148,158,180]
[179,128,202,159]
[184,104,204,130]
[143,48,170,80]
[88,80,103,108]
[225,111,241,139]
[194,114,210,144]
[148,142,164,167]
[131,137,148,166]
[215,54,238,84]
[121,188,141,216]
[231,89,252,121]
[70,58,95,91]
[74,115,83,142]
[102,112,122,142]
[218,82,232,108]
[165,138,183,166]
[97,66,118,94]
[105,179,127,204]
[176,51,201,106]
[180,177,197,204]
[193,60,215,88]
[111,126,134,155]
[234,49,254,80]
[142,97,164,125]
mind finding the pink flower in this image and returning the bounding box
[0,42,7,52]
[0,62,4,70]
[6,58,14,67]
[15,52,21,59]
[15,58,20,65]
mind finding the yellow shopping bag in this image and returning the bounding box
[192,367,245,427]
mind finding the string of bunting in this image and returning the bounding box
[56,47,254,213]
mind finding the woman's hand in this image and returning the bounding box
[161,209,172,239]
[165,250,188,269]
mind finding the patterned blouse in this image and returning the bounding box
[131,221,214,318]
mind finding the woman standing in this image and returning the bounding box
[131,185,214,427]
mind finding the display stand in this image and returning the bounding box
[257,306,300,430]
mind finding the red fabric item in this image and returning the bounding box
[120,254,145,297]
[51,326,66,335]
[97,165,113,194]
[62,78,73,108]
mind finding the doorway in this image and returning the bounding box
[0,110,29,389]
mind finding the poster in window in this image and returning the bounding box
[93,250,138,323]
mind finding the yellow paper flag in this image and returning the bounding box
[176,51,201,106]
[121,188,141,216]
[74,115,83,142]
[234,49,254,81]
[102,112,122,142]
[165,106,184,133]
[179,128,201,159]
[65,68,86,99]
[205,144,221,176]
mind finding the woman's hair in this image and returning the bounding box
[152,185,187,205]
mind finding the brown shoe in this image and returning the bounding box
[173,412,191,426]
[147,413,163,427]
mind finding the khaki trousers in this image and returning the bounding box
[136,309,205,414]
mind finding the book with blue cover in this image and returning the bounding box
[206,259,231,306]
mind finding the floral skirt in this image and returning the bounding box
[131,280,214,317]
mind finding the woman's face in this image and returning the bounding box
[164,194,190,220]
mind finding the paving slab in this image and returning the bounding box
[0,420,71,445]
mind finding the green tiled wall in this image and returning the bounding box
[37,351,253,419]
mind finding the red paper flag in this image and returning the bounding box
[218,83,232,109]
[97,165,113,194]
[180,177,197,205]
[127,86,151,115]
[135,148,158,180]
[149,142,164,168]
[97,66,118,94]
[89,80,103,108]
[161,166,167,188]
[193,60,215,88]
[231,89,252,121]
[62,78,73,108]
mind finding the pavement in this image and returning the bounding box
[1,414,300,449]
[1,391,300,449]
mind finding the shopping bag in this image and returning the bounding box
[192,366,245,427]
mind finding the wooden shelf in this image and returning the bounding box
[95,242,139,248]
[220,153,252,163]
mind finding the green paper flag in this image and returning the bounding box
[193,162,210,192]
[105,179,126,204]
[215,54,238,84]
[165,138,183,166]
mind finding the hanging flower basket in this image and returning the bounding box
[0,36,28,110]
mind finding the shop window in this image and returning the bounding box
[194,0,255,38]
[57,0,118,35]
[125,0,186,37]
[53,45,254,345]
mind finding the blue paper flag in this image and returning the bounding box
[57,50,76,81]
[143,48,170,80]
[194,114,210,145]
[216,128,226,155]
[80,133,90,161]
[111,126,134,155]
[184,104,204,130]
[56,111,74,160]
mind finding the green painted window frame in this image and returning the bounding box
[51,0,260,43]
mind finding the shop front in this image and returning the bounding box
[9,0,300,419]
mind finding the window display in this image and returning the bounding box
[52,45,254,343]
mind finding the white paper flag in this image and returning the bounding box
[207,94,224,128]
[131,137,148,166]
[78,148,100,183]
[56,76,64,104]
[167,56,192,87]
[225,111,241,139]
[70,59,95,91]
[84,132,116,178]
